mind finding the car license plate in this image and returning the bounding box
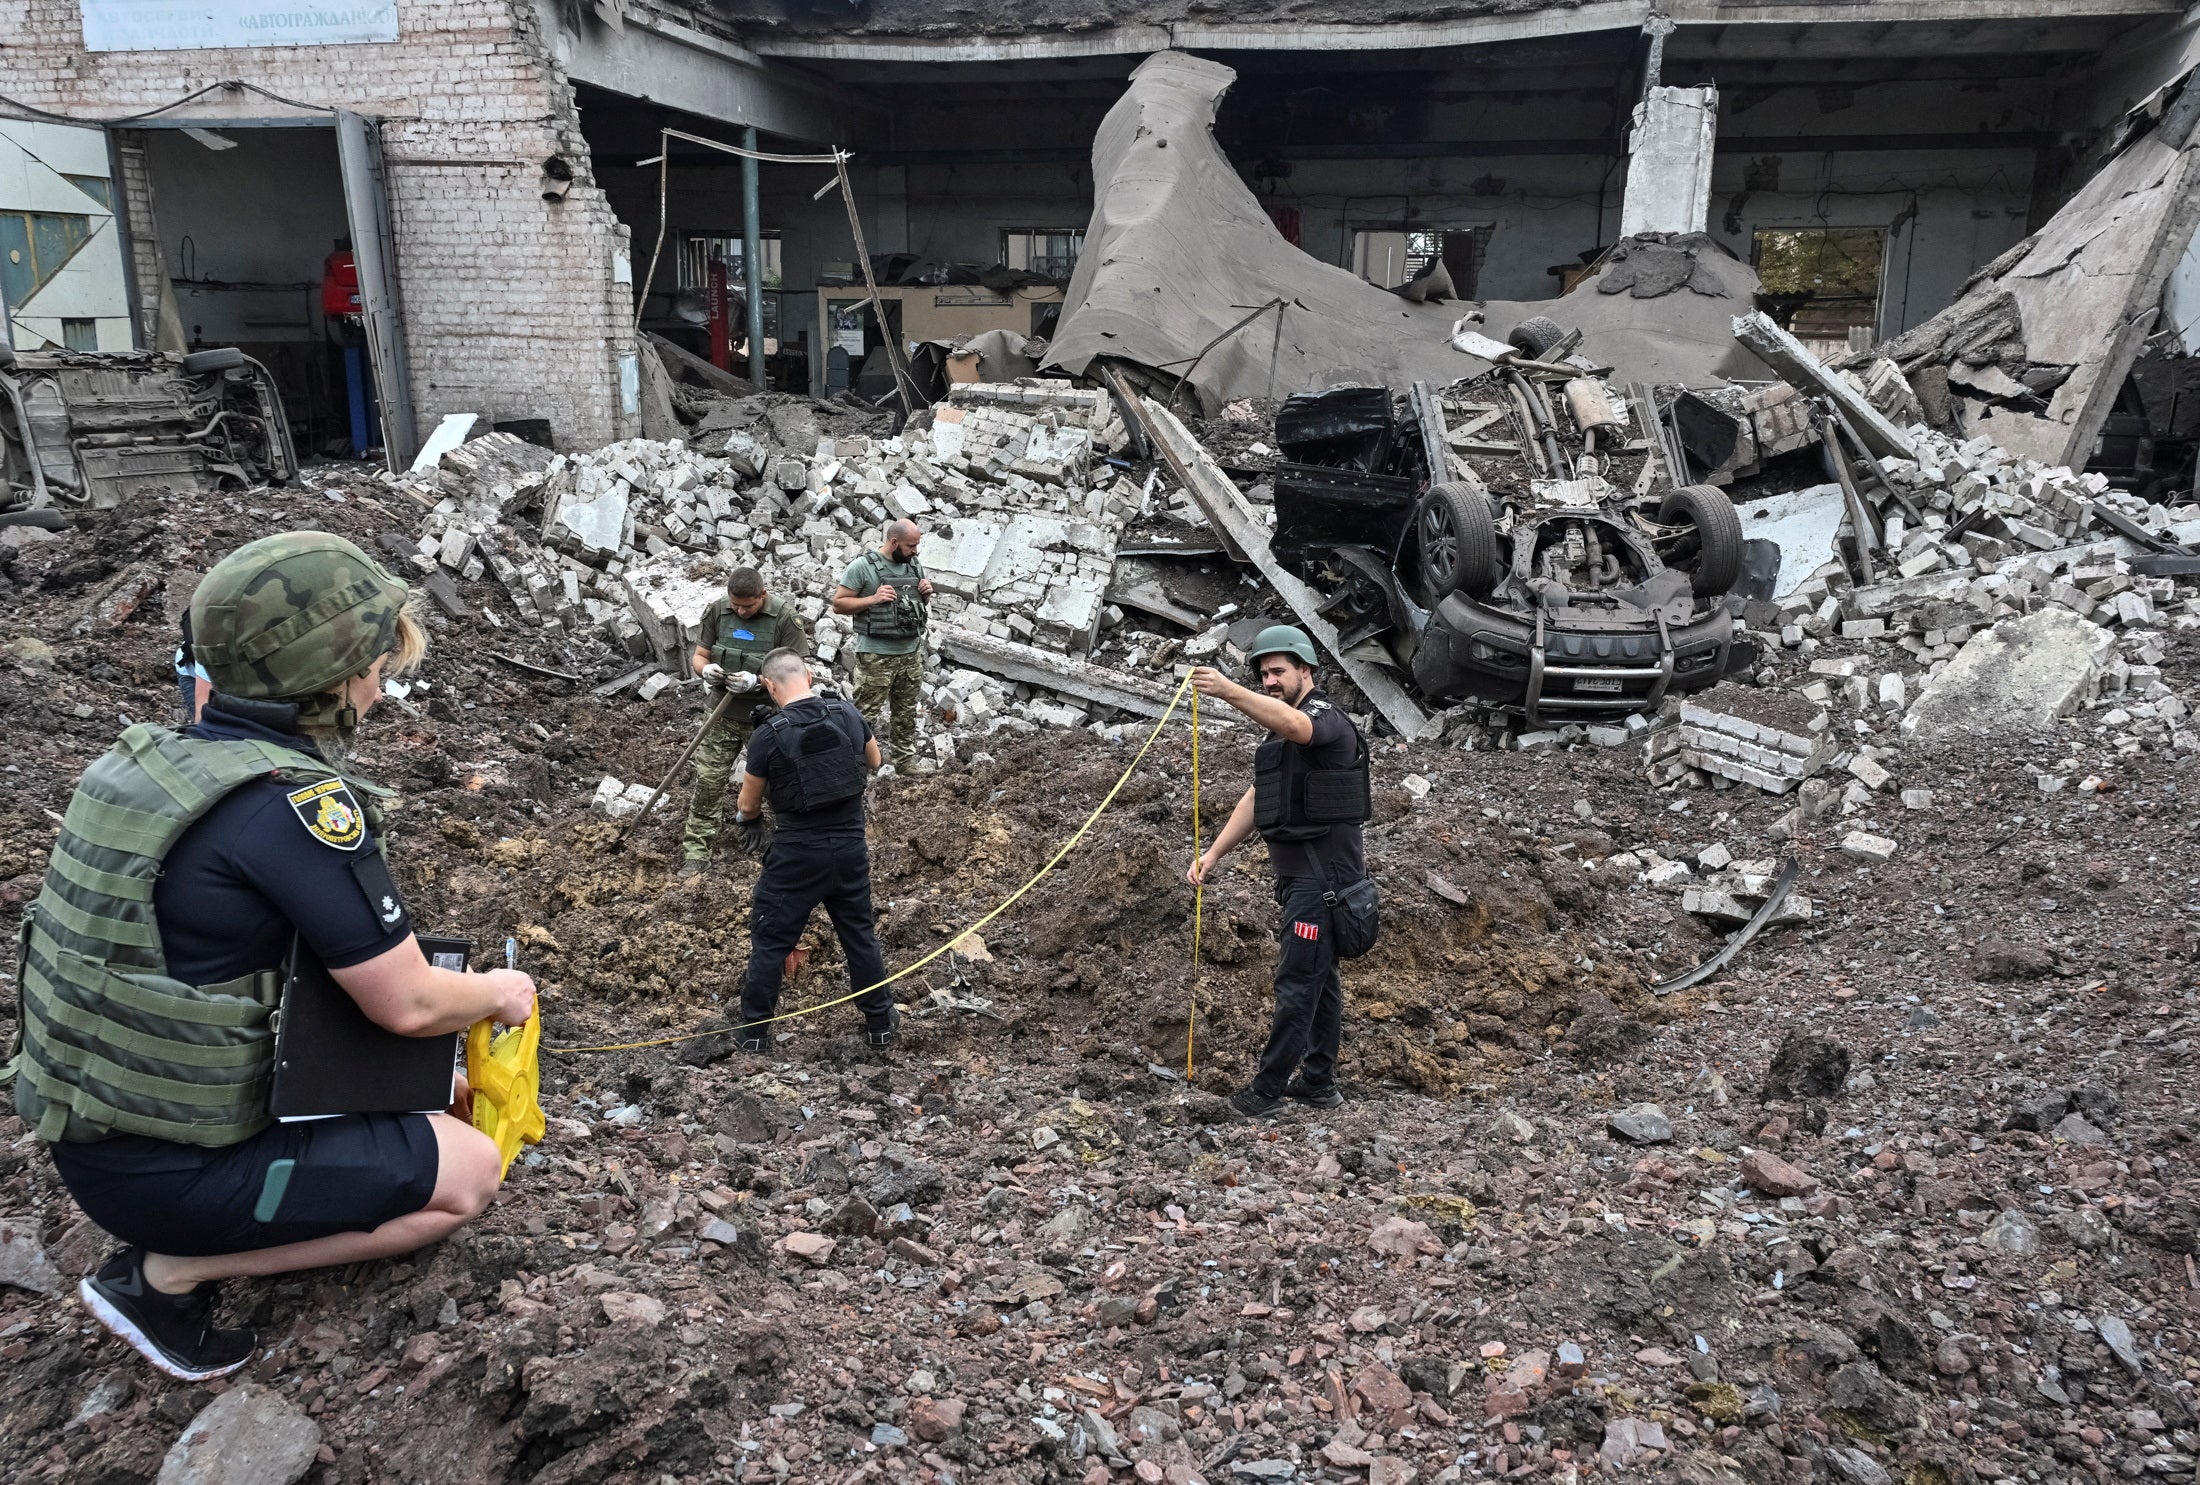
[1573,677,1624,694]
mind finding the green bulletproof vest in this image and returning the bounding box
[8,725,368,1146]
[708,595,790,674]
[850,552,928,644]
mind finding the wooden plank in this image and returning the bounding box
[940,630,1182,720]
[1731,311,1917,463]
[1101,362,1249,563]
[1138,398,1433,741]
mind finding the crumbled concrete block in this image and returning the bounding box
[1904,609,2115,741]
[637,671,675,702]
[1900,788,1935,810]
[1840,831,1898,861]
[1846,754,1891,791]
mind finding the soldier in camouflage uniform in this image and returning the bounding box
[8,532,535,1381]
[832,518,932,771]
[680,567,810,877]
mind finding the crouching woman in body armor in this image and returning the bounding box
[729,649,901,1052]
[7,532,535,1380]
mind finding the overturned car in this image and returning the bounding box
[1268,331,1755,724]
[0,343,296,521]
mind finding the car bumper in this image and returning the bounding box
[1412,594,1749,723]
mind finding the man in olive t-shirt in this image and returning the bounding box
[831,519,932,771]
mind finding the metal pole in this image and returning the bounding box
[742,125,765,387]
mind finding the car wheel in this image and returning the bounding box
[180,346,245,375]
[1418,482,1498,601]
[1506,316,1565,359]
[1658,483,1744,596]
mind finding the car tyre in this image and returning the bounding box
[179,347,245,375]
[1418,481,1499,601]
[1506,316,1565,359]
[1659,483,1744,596]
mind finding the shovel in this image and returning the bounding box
[614,686,738,847]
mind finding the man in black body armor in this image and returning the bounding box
[1186,626,1372,1116]
[729,649,899,1051]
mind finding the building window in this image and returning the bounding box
[1753,227,1885,360]
[1001,229,1083,280]
[61,318,98,351]
[62,175,113,210]
[677,233,781,291]
[1351,228,1489,296]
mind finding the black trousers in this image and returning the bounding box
[1253,875,1343,1096]
[740,833,894,1031]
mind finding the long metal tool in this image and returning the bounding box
[616,687,737,846]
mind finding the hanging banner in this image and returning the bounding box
[80,1,400,51]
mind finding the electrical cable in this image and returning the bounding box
[0,79,333,126]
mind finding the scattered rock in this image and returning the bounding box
[0,1219,61,1296]
[909,1396,966,1441]
[1980,1209,2042,1257]
[779,1232,837,1265]
[1737,1150,1816,1198]
[154,1385,320,1485]
[1607,1104,1673,1145]
[1765,1030,1850,1098]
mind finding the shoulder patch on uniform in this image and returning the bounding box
[286,777,367,851]
[1305,698,1332,716]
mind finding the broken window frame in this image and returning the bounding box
[675,231,782,292]
[1348,226,1491,295]
[1001,228,1084,280]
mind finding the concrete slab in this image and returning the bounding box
[1903,608,2115,742]
[919,520,1001,599]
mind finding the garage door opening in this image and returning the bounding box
[121,115,416,467]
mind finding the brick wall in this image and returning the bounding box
[0,1,635,451]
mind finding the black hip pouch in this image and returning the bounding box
[1311,858,1380,960]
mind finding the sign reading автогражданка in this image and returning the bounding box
[80,1,399,52]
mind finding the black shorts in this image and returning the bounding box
[51,1113,440,1258]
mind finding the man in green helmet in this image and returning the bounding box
[679,566,810,878]
[8,531,534,1382]
[1186,625,1372,1116]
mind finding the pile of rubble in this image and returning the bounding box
[386,386,1164,765]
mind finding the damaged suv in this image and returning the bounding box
[0,343,296,521]
[1268,359,1753,724]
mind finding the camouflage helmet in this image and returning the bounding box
[190,531,410,701]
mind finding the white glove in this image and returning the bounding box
[701,662,728,693]
[725,670,758,694]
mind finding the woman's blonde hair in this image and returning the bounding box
[386,598,428,678]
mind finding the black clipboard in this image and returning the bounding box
[269,935,468,1121]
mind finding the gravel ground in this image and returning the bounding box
[1,472,2197,1485]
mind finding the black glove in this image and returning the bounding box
[734,812,770,855]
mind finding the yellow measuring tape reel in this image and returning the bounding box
[468,1011,547,1177]
[551,670,1205,1057]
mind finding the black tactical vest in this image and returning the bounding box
[1253,702,1371,843]
[762,699,867,814]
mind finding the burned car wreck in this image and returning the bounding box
[0,343,296,523]
[1268,327,1757,724]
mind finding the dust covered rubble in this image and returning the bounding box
[386,385,1153,768]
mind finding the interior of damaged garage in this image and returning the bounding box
[560,6,2196,493]
[129,124,364,457]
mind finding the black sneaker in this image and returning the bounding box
[865,1006,902,1050]
[1227,1087,1286,1118]
[1284,1077,1343,1109]
[80,1248,255,1382]
[677,858,707,880]
[734,1027,767,1054]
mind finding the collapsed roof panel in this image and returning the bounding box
[1046,51,1764,409]
[1044,51,1472,411]
[1859,78,2200,471]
